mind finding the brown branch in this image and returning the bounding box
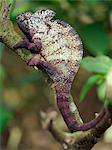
[0,0,31,61]
[41,106,111,150]
[0,1,112,150]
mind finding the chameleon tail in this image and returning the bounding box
[55,82,106,132]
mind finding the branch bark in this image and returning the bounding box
[0,0,30,61]
[0,1,112,150]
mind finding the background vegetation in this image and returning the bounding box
[0,0,112,149]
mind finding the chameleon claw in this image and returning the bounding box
[34,66,38,70]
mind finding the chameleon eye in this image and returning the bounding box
[25,12,32,18]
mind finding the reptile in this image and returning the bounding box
[14,9,106,132]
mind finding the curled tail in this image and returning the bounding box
[55,82,106,132]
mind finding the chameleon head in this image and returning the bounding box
[16,12,33,34]
[16,9,55,35]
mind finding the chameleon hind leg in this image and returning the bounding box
[27,54,58,77]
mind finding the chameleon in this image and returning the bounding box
[14,9,106,132]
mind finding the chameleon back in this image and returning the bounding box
[40,20,83,83]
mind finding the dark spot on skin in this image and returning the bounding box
[38,31,44,34]
[46,23,51,29]
[44,22,51,34]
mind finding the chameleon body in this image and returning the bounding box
[14,9,106,132]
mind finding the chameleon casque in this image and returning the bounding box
[14,9,106,132]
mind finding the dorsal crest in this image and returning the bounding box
[34,9,56,21]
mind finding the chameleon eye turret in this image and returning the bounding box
[24,12,32,18]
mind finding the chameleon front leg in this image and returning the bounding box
[13,37,42,53]
[14,39,57,77]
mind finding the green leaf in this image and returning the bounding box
[0,107,12,134]
[80,23,108,55]
[97,82,106,103]
[81,55,112,74]
[80,75,101,102]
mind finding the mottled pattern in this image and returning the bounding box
[14,9,105,132]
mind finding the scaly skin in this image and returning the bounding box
[14,9,106,132]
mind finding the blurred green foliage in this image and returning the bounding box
[80,23,109,55]
[80,74,102,102]
[0,106,12,134]
[80,55,112,103]
[81,55,112,74]
[16,71,46,87]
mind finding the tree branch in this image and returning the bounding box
[0,0,30,60]
[41,106,111,150]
